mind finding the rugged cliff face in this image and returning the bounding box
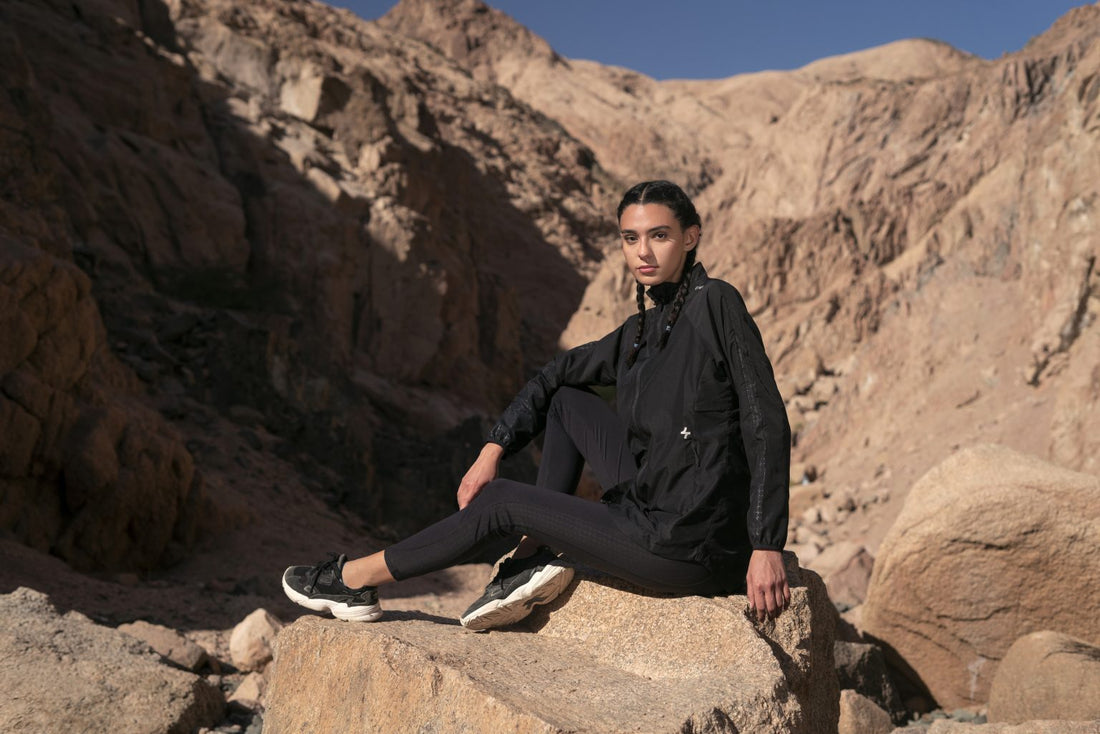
[3,0,1099,570]
[1,0,613,567]
[383,0,1100,548]
[3,0,1100,729]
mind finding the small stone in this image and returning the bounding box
[228,671,266,711]
[229,609,284,672]
[837,690,893,734]
[118,620,209,672]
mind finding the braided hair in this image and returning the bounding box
[619,181,702,367]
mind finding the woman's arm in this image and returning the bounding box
[709,283,792,616]
[457,321,629,508]
[486,321,628,458]
[456,442,504,509]
[746,549,790,620]
[711,283,792,552]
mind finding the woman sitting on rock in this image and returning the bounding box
[283,180,792,629]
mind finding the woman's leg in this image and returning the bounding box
[502,386,637,559]
[381,479,718,595]
[537,386,636,494]
[343,388,639,589]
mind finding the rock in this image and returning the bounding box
[0,239,214,572]
[839,690,894,734]
[229,608,284,672]
[987,631,1100,723]
[807,540,875,609]
[0,587,224,733]
[228,671,267,712]
[265,558,838,733]
[862,445,1100,709]
[907,722,1100,734]
[835,641,906,723]
[118,619,209,672]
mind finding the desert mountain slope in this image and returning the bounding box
[386,0,1100,548]
[1,1,1099,726]
[1,0,1098,594]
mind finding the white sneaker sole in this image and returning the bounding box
[282,569,383,622]
[460,562,574,631]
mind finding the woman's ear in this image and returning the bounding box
[685,224,701,250]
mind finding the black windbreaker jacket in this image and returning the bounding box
[487,263,791,591]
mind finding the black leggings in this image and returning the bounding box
[384,387,719,595]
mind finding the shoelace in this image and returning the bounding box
[485,557,519,595]
[305,553,343,592]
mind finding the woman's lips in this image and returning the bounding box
[637,265,657,274]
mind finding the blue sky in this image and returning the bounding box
[331,0,1089,80]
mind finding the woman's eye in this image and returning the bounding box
[654,232,667,239]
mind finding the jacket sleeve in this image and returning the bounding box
[712,286,791,550]
[486,321,628,457]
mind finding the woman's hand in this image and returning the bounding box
[456,443,504,509]
[746,549,790,621]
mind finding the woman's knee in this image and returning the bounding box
[473,479,514,505]
[547,386,598,420]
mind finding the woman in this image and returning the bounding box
[283,180,791,629]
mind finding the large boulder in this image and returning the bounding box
[0,587,224,733]
[901,722,1100,734]
[265,557,838,733]
[987,630,1100,724]
[862,445,1100,709]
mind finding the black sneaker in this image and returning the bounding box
[459,547,574,631]
[281,553,383,622]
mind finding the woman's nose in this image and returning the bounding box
[637,238,652,257]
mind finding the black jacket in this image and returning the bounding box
[487,263,790,591]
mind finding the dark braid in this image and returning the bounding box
[657,248,697,350]
[626,282,647,367]
[617,180,703,363]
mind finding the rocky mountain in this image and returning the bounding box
[2,0,1100,728]
[2,0,620,569]
[383,0,1100,549]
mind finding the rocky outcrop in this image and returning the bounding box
[987,631,1100,724]
[0,0,613,555]
[862,445,1100,709]
[0,587,224,733]
[903,723,1100,734]
[0,232,213,571]
[266,559,838,733]
[385,0,1100,548]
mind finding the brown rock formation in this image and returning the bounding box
[987,631,1100,724]
[4,0,1100,726]
[862,445,1100,709]
[385,0,1100,556]
[266,559,838,733]
[909,723,1100,734]
[0,587,224,733]
[1,0,615,562]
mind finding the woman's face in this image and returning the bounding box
[619,203,699,286]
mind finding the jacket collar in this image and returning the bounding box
[646,261,707,305]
